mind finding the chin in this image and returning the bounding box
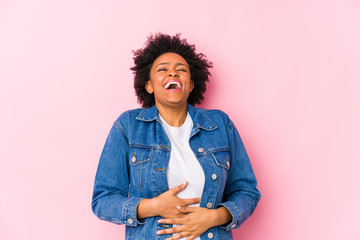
[162,99,188,107]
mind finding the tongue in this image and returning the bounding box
[168,84,178,89]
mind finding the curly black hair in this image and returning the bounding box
[131,33,213,108]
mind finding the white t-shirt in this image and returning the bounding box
[159,112,205,240]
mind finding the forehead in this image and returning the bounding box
[152,52,188,66]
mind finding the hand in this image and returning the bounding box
[154,181,201,219]
[137,181,201,220]
[156,206,216,240]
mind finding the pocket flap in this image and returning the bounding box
[129,148,152,166]
[211,151,230,170]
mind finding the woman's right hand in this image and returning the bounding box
[137,181,201,220]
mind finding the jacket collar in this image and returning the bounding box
[136,104,217,131]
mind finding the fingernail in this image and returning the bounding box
[176,205,181,210]
[156,230,161,235]
[157,219,162,223]
[182,180,187,185]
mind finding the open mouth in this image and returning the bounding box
[164,81,181,90]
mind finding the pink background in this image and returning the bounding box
[1,0,359,239]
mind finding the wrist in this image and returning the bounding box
[207,209,219,228]
[150,196,160,216]
[211,207,232,227]
[137,198,158,220]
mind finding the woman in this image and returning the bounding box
[91,33,260,240]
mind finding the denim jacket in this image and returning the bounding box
[92,104,260,239]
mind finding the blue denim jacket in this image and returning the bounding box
[92,104,260,239]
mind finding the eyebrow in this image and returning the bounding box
[155,62,188,68]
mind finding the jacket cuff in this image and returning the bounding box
[218,201,241,231]
[122,197,144,226]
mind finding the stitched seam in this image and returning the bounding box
[226,120,234,132]
[135,109,147,120]
[122,198,131,224]
[207,147,230,153]
[203,110,217,129]
[114,121,129,143]
[129,144,156,149]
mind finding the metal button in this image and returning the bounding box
[211,174,217,180]
[131,156,136,163]
[207,232,214,238]
[198,147,204,153]
[231,224,236,229]
[206,202,213,208]
[127,218,134,224]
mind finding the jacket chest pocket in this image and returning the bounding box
[210,150,230,185]
[128,148,153,190]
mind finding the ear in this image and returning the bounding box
[145,80,154,94]
[190,80,194,92]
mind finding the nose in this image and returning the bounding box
[168,71,179,78]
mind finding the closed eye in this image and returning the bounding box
[177,69,187,72]
[158,68,167,72]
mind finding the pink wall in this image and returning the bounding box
[1,0,359,239]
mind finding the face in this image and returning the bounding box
[146,52,194,109]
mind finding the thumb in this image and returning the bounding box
[172,181,188,194]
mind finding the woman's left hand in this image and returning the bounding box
[156,206,216,240]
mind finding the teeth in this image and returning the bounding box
[164,81,181,89]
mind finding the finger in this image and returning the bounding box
[156,225,182,235]
[185,236,196,240]
[165,232,190,240]
[158,218,184,225]
[180,197,201,206]
[176,206,198,213]
[171,181,188,194]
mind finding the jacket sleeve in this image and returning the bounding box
[218,119,261,230]
[91,121,143,226]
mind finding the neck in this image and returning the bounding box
[156,103,188,127]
